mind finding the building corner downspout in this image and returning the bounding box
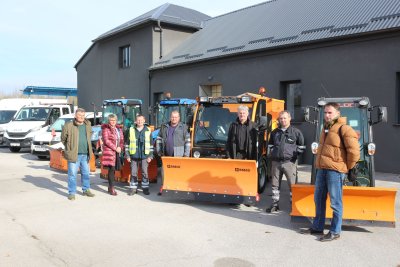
[148,70,153,123]
[154,20,163,59]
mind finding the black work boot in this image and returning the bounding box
[265,205,279,213]
[143,188,150,195]
[128,188,137,196]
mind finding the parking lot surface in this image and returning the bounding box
[0,147,399,266]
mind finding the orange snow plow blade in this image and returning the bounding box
[291,184,397,226]
[99,158,158,183]
[161,157,258,205]
[49,149,96,172]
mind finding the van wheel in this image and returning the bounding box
[258,162,267,193]
[9,147,21,152]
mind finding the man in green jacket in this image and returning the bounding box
[61,108,95,200]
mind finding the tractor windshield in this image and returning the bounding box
[318,103,368,160]
[194,103,253,147]
[156,104,194,128]
[102,104,141,129]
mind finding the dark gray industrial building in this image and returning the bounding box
[75,0,400,173]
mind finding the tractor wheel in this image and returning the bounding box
[258,161,267,193]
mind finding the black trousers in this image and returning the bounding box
[107,166,115,187]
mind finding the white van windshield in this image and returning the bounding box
[0,110,16,124]
[14,107,50,121]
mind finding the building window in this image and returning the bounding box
[119,45,131,68]
[280,80,302,122]
[397,73,400,124]
[199,84,222,97]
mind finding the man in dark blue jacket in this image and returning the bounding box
[266,110,304,213]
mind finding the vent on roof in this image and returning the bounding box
[222,45,245,52]
[185,53,204,59]
[155,60,171,65]
[207,46,228,52]
[270,35,298,43]
[371,13,400,22]
[173,54,190,59]
[248,37,274,44]
[301,26,334,35]
[330,23,368,33]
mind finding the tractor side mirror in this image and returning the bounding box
[257,115,268,131]
[186,114,194,127]
[378,106,387,123]
[123,105,130,114]
[304,106,317,124]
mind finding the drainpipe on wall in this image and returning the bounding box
[153,20,163,59]
[148,71,153,123]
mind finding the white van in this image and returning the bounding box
[4,100,72,152]
[31,112,101,159]
[0,98,44,145]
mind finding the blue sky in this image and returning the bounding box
[0,0,266,94]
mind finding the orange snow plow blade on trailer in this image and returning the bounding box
[291,184,397,226]
[161,157,259,205]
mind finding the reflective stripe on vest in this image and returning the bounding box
[129,127,151,155]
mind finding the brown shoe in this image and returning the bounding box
[83,190,95,197]
[108,186,117,196]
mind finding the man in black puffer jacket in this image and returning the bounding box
[226,105,257,160]
[266,110,304,213]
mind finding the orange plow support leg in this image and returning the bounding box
[161,157,259,205]
[291,184,397,227]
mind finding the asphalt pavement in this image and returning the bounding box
[0,147,399,267]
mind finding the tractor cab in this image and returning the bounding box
[305,97,387,186]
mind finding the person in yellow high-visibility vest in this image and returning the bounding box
[125,115,153,195]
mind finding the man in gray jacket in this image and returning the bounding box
[156,110,190,195]
[61,108,95,200]
[266,110,304,213]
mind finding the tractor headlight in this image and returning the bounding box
[317,99,327,106]
[199,96,209,102]
[193,151,201,158]
[367,143,376,156]
[359,98,369,107]
[311,142,319,154]
[241,96,252,102]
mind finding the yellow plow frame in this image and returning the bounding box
[291,184,397,226]
[161,157,259,205]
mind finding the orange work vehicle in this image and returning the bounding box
[291,97,397,226]
[161,90,284,205]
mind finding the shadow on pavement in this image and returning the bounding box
[22,174,69,197]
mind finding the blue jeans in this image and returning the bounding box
[312,169,345,234]
[67,154,90,194]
